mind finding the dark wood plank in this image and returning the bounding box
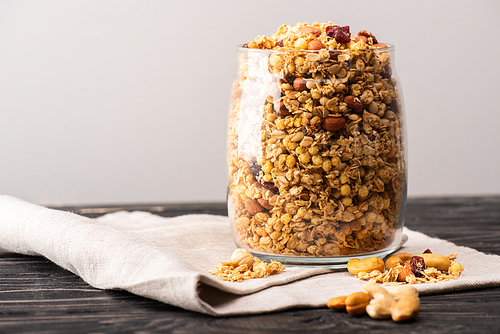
[51,202,228,219]
[1,196,499,333]
[405,196,500,254]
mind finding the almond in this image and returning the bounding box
[298,26,321,37]
[344,95,363,109]
[293,77,307,91]
[322,116,346,132]
[258,198,273,210]
[245,198,265,215]
[307,40,325,50]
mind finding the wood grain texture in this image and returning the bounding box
[1,196,499,333]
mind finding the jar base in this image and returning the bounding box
[243,234,404,269]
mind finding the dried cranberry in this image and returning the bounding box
[410,256,426,277]
[242,43,249,48]
[276,40,284,47]
[340,26,350,33]
[423,249,432,254]
[390,99,400,114]
[249,163,261,177]
[259,180,278,193]
[325,25,340,37]
[336,30,351,43]
[381,63,392,79]
[327,25,351,43]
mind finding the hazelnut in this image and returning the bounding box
[276,100,292,116]
[293,77,307,92]
[344,95,363,109]
[322,116,346,132]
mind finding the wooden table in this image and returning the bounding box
[1,196,499,333]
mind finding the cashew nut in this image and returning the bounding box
[366,292,394,319]
[364,283,420,320]
[327,295,347,310]
[385,253,414,270]
[347,257,385,275]
[391,293,420,322]
[229,248,254,267]
[328,284,420,322]
[363,282,393,299]
[389,285,419,301]
[417,253,451,271]
[345,292,371,316]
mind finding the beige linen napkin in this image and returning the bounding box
[1,195,500,316]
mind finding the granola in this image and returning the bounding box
[228,22,406,258]
[355,254,463,285]
[209,257,285,282]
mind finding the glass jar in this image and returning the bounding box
[227,44,407,267]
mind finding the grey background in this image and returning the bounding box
[1,0,499,205]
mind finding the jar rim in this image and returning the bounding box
[237,43,394,53]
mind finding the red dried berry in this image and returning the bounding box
[390,98,400,114]
[410,256,426,277]
[276,40,284,47]
[326,25,351,43]
[381,63,392,79]
[423,249,432,254]
[242,43,249,48]
[249,163,261,177]
[340,26,350,33]
[325,25,340,37]
[334,28,351,43]
[250,163,278,192]
[259,180,278,193]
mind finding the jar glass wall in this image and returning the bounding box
[227,45,407,267]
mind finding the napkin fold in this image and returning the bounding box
[1,195,500,316]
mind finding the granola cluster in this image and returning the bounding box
[209,258,285,283]
[228,22,406,258]
[244,22,386,51]
[355,254,463,285]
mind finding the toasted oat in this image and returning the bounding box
[209,257,285,282]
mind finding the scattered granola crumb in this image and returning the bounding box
[208,250,285,282]
[354,253,464,285]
